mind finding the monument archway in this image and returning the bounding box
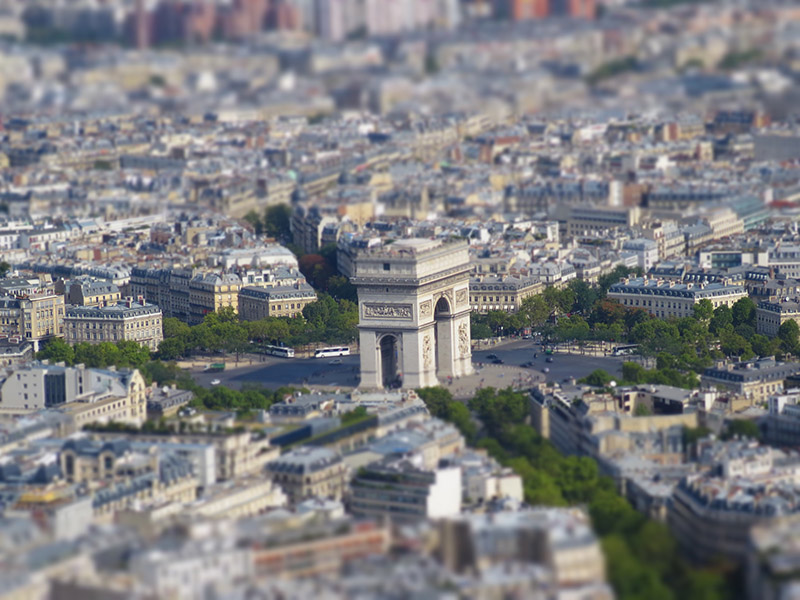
[352,238,473,390]
[379,334,401,389]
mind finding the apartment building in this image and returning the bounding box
[567,206,641,237]
[349,455,461,523]
[0,362,147,426]
[769,243,800,280]
[64,298,163,351]
[266,447,350,506]
[116,430,278,482]
[756,298,800,338]
[469,274,544,314]
[762,391,800,447]
[701,358,800,403]
[238,283,316,321]
[437,509,607,590]
[251,519,391,580]
[668,444,800,565]
[59,278,121,308]
[607,277,747,319]
[187,478,287,520]
[188,272,242,324]
[0,292,65,349]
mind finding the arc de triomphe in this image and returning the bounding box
[351,238,473,389]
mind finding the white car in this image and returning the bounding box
[210,379,221,386]
[543,367,550,374]
[329,358,343,365]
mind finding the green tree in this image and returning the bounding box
[520,295,550,329]
[568,279,600,314]
[243,210,264,235]
[779,320,800,356]
[163,317,191,341]
[417,386,453,418]
[723,419,761,441]
[731,297,757,328]
[158,337,186,360]
[692,298,714,322]
[581,369,613,387]
[264,204,292,240]
[115,340,151,368]
[36,338,75,365]
[751,334,779,358]
[0,261,10,278]
[622,361,647,384]
[709,305,733,336]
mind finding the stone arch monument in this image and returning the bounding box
[351,238,473,389]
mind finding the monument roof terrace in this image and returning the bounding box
[351,238,470,283]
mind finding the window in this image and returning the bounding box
[383,263,390,271]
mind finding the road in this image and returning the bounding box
[472,340,625,384]
[191,339,625,391]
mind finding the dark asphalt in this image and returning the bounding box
[191,339,625,390]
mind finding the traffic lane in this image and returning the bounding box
[473,347,624,382]
[193,355,362,389]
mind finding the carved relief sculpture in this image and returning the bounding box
[456,289,468,305]
[458,322,469,356]
[423,333,433,368]
[419,300,432,317]
[363,304,413,319]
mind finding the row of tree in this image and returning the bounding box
[158,294,359,359]
[470,266,642,340]
[417,386,731,600]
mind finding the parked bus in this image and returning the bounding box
[314,346,351,358]
[264,345,295,358]
[204,363,225,372]
[612,344,639,357]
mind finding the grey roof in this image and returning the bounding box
[267,446,341,475]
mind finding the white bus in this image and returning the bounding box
[612,344,639,357]
[264,345,295,358]
[314,346,351,358]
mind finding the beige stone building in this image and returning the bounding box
[701,358,799,403]
[65,298,163,351]
[238,283,317,321]
[0,363,147,427]
[469,274,544,314]
[0,292,65,348]
[608,276,746,319]
[756,298,800,337]
[188,478,287,519]
[58,278,122,308]
[188,272,242,324]
[266,447,350,506]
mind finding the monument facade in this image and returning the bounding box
[351,238,473,389]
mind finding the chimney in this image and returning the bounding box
[137,295,145,305]
[125,296,133,308]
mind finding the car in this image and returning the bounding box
[543,367,550,374]
[210,379,221,386]
[546,356,554,363]
[533,353,538,358]
[329,358,343,365]
[492,358,504,364]
[486,353,498,360]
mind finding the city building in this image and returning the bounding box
[349,455,461,522]
[0,292,65,349]
[607,277,747,319]
[0,362,147,427]
[747,515,800,600]
[469,274,544,314]
[237,283,316,320]
[756,298,800,338]
[64,298,163,351]
[668,442,800,565]
[266,446,350,505]
[701,358,800,403]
